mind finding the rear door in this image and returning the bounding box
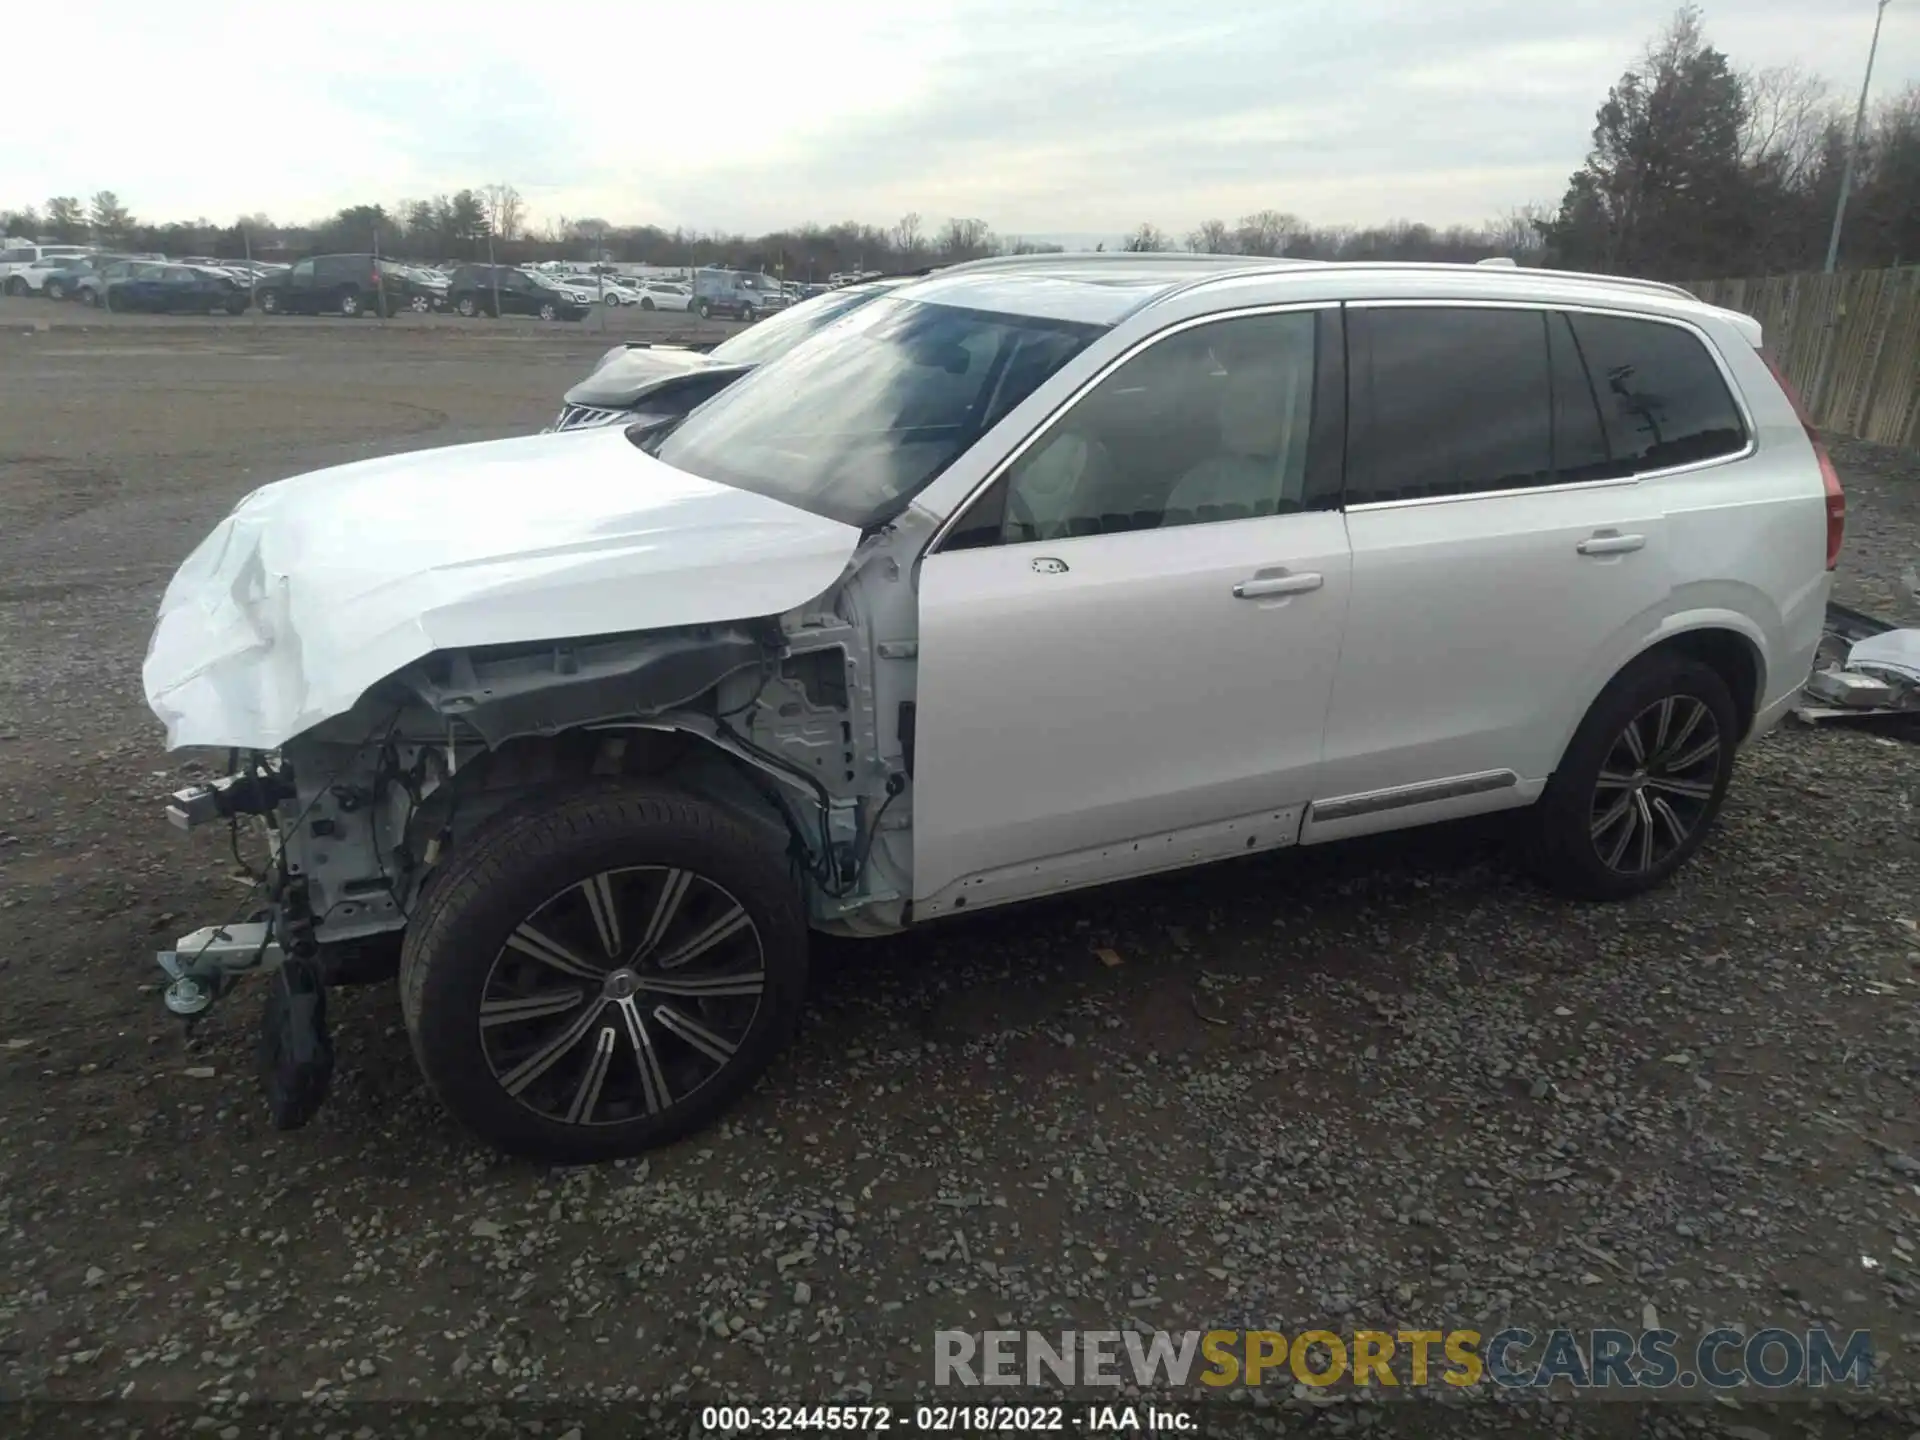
[284,258,319,312]
[912,306,1352,916]
[1307,303,1673,841]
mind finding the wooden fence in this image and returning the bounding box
[1683,267,1920,449]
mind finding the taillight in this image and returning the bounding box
[1759,346,1843,571]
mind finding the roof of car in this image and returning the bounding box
[888,252,1747,337]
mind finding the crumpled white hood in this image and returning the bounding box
[143,426,861,751]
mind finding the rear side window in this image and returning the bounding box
[1564,313,1746,470]
[1348,307,1554,503]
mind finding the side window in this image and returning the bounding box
[290,260,315,281]
[1565,312,1746,470]
[1348,307,1552,503]
[967,310,1328,547]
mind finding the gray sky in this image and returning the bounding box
[18,0,1920,236]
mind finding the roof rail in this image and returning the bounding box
[934,250,1283,275]
[1322,260,1696,300]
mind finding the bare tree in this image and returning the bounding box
[1739,64,1834,188]
[1187,218,1234,253]
[1233,209,1299,256]
[483,184,525,243]
[936,217,995,260]
[1122,222,1170,252]
[892,211,923,259]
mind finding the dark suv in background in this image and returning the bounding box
[445,265,591,321]
[254,255,418,317]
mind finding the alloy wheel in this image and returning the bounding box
[478,866,766,1128]
[1587,695,1721,875]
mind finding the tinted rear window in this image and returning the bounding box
[1564,313,1746,470]
[1349,307,1554,503]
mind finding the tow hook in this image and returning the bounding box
[156,921,284,1016]
[154,920,336,1131]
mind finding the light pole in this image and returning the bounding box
[1824,0,1893,273]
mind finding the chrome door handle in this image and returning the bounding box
[1233,571,1323,599]
[1577,532,1646,556]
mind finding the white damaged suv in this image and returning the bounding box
[144,253,1843,1160]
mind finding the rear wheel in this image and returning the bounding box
[46,281,65,301]
[80,287,100,308]
[339,289,362,317]
[696,300,712,319]
[409,293,431,313]
[400,781,808,1161]
[225,297,246,315]
[1529,652,1738,900]
[259,289,280,314]
[640,296,655,311]
[539,301,557,321]
[3,277,25,297]
[456,294,477,318]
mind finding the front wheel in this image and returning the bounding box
[3,277,25,297]
[339,289,362,317]
[46,281,65,301]
[538,302,557,321]
[1527,652,1738,901]
[225,298,246,315]
[400,782,808,1161]
[79,287,100,308]
[259,290,280,314]
[696,300,712,319]
[640,296,655,311]
[456,295,477,318]
[410,294,432,314]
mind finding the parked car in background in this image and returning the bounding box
[690,267,790,321]
[254,254,416,317]
[107,263,248,314]
[445,264,591,321]
[9,253,96,296]
[0,242,92,289]
[40,254,130,301]
[547,277,913,431]
[393,265,449,312]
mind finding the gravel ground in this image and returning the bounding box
[0,324,1917,1439]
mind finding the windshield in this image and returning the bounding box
[709,286,893,366]
[648,296,1101,528]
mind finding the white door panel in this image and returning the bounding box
[1316,487,1671,812]
[913,512,1350,907]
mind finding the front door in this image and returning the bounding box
[911,306,1352,916]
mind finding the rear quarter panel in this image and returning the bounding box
[1546,313,1830,763]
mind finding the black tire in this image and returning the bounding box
[259,289,279,314]
[410,294,431,314]
[1528,651,1739,901]
[538,301,557,321]
[225,298,246,315]
[3,276,25,297]
[399,780,808,1162]
[45,281,65,301]
[640,296,655,311]
[456,294,477,318]
[697,300,712,319]
[339,288,362,317]
[79,287,100,308]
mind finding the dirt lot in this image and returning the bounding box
[1,318,1918,1437]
